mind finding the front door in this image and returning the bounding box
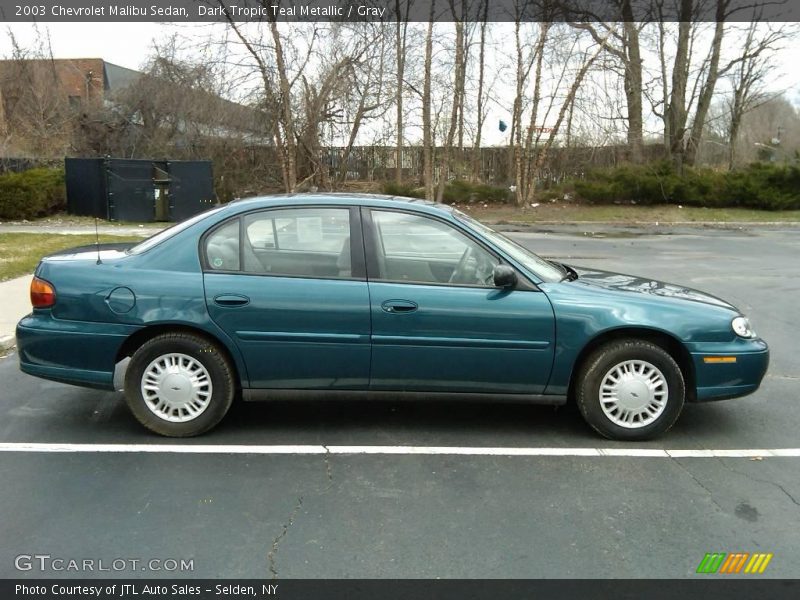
[203,206,370,389]
[364,208,555,394]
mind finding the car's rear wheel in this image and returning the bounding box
[124,332,235,437]
[575,339,685,441]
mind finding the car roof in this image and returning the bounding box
[223,193,456,216]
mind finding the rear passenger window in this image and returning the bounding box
[247,210,349,253]
[204,208,353,278]
[205,220,240,271]
[244,208,352,277]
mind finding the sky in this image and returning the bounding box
[1,22,200,70]
[3,21,799,147]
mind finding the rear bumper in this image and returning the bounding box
[689,338,769,402]
[16,312,138,391]
[19,362,113,390]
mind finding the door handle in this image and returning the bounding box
[213,294,250,307]
[381,299,418,313]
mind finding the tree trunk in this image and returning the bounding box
[621,9,643,164]
[473,0,488,181]
[727,102,742,170]
[512,19,525,206]
[269,20,297,192]
[436,18,464,203]
[422,4,435,200]
[656,19,671,157]
[394,1,407,186]
[455,2,468,153]
[520,23,549,205]
[667,1,693,173]
[685,0,727,167]
[337,69,374,186]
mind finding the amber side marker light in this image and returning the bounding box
[30,277,56,308]
[703,356,737,364]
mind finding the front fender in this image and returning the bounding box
[540,281,740,395]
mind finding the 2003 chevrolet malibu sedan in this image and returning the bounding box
[17,194,769,440]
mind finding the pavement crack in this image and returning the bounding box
[670,457,724,511]
[267,495,304,580]
[265,447,333,579]
[322,444,334,489]
[771,483,800,507]
[715,460,800,508]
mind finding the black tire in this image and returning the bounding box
[124,332,235,437]
[575,339,685,441]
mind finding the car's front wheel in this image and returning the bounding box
[124,332,235,437]
[575,339,685,441]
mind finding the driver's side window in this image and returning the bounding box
[371,210,498,286]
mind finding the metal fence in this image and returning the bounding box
[2,143,670,195]
[263,144,668,187]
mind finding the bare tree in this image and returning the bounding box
[88,37,276,200]
[422,2,436,200]
[518,26,611,204]
[435,5,466,202]
[684,0,731,166]
[665,0,693,171]
[570,0,645,163]
[725,21,790,168]
[515,22,549,205]
[394,0,412,185]
[1,29,75,157]
[472,0,490,179]
[333,24,392,186]
[217,0,321,191]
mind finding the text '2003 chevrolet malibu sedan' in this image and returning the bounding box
[17,194,769,440]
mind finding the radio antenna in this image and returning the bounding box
[95,217,102,264]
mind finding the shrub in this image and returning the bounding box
[381,181,425,199]
[441,179,511,204]
[572,161,800,211]
[0,168,66,220]
[382,179,510,204]
[719,163,800,210]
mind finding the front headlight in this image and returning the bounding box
[732,316,757,339]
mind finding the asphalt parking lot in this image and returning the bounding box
[0,225,798,579]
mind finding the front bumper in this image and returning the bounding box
[688,338,769,401]
[16,312,139,390]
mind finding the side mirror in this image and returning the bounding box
[493,264,518,288]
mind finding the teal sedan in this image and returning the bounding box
[16,194,769,440]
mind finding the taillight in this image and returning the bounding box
[30,277,56,308]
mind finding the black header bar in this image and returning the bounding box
[3,579,800,600]
[0,0,798,23]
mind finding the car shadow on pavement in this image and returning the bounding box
[220,397,600,446]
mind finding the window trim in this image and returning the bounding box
[199,205,367,281]
[361,207,538,291]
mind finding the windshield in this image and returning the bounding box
[454,209,566,283]
[127,206,225,255]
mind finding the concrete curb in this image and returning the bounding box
[485,220,800,228]
[0,335,15,353]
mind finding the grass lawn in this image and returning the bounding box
[462,203,800,224]
[0,233,143,282]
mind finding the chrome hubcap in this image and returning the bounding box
[141,353,212,423]
[599,359,668,429]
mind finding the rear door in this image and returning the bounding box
[364,208,555,394]
[203,205,371,389]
